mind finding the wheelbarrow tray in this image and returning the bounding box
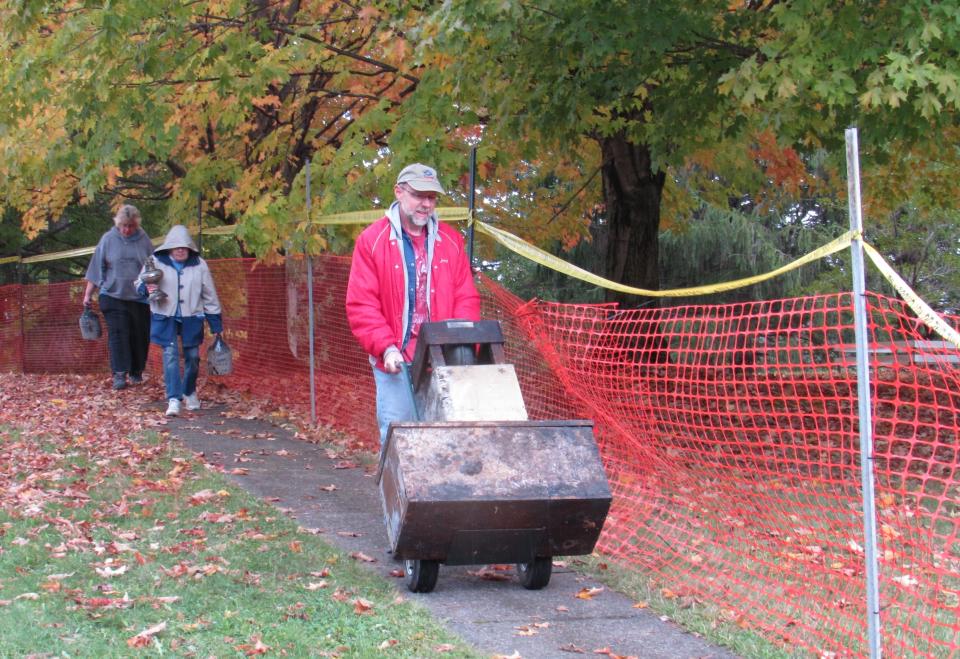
[376,419,611,565]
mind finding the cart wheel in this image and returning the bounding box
[517,557,552,590]
[442,344,476,366]
[405,559,439,593]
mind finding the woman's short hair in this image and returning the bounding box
[113,204,142,227]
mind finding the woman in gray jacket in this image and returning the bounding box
[83,204,154,390]
[137,225,223,417]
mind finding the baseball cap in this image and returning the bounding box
[396,163,445,194]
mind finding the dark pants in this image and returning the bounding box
[98,295,151,376]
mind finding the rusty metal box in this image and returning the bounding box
[377,419,611,565]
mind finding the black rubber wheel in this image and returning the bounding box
[517,557,552,590]
[405,559,439,593]
[442,344,477,366]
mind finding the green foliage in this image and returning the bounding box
[2,0,959,309]
[404,0,960,306]
[720,1,960,147]
[0,197,167,284]
[660,203,834,305]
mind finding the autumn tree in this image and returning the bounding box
[0,1,429,258]
[3,1,959,311]
[403,0,960,307]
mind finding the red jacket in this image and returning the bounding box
[345,204,481,370]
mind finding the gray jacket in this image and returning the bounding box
[85,227,154,301]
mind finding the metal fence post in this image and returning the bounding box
[468,146,477,266]
[845,126,882,658]
[306,159,317,426]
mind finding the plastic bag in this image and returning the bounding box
[207,334,233,375]
[79,304,102,340]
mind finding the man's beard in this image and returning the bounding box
[409,213,429,227]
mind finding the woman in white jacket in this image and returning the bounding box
[137,225,223,416]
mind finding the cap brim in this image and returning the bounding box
[404,180,446,194]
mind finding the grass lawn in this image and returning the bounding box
[0,423,478,658]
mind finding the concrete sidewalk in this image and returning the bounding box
[164,401,739,659]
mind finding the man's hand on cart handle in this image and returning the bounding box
[383,346,404,374]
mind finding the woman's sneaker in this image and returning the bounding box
[184,393,201,411]
[165,398,181,417]
[112,372,127,390]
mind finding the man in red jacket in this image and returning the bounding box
[346,163,481,445]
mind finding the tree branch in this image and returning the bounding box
[547,166,602,225]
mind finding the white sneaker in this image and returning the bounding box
[165,398,181,417]
[184,392,201,411]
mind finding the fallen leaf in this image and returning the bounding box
[575,586,604,600]
[893,574,918,588]
[467,567,511,581]
[235,634,271,655]
[188,489,217,505]
[126,621,167,647]
[592,648,634,658]
[47,572,76,580]
[353,597,374,615]
[350,551,376,563]
[879,524,901,540]
[95,564,128,577]
[515,621,549,637]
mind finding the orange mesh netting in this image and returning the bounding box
[1,256,958,657]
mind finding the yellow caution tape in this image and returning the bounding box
[22,245,96,264]
[1,209,470,265]
[475,221,855,298]
[861,241,960,350]
[199,224,237,236]
[307,206,470,225]
[1,207,953,351]
[18,236,167,265]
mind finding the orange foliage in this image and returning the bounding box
[749,130,806,198]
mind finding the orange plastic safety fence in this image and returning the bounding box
[514,294,960,658]
[1,257,958,658]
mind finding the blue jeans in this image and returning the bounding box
[162,337,200,401]
[373,365,418,445]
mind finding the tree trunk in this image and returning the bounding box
[598,134,665,310]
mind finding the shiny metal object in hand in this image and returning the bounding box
[142,256,168,303]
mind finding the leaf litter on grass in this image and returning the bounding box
[0,372,478,658]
